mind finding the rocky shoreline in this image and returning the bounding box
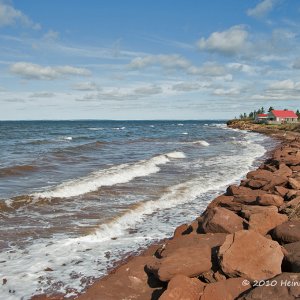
[33,123,300,300]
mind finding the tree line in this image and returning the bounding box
[238,107,300,120]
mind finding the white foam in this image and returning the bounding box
[88,127,103,131]
[192,140,210,146]
[33,152,185,198]
[177,123,184,126]
[181,132,188,135]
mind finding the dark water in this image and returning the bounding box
[0,120,275,299]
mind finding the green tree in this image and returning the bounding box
[268,106,274,112]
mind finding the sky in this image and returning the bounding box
[0,0,300,120]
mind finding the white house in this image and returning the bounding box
[268,110,298,124]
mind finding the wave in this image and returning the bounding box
[80,138,266,241]
[33,151,186,199]
[191,140,210,146]
[88,127,104,131]
[0,164,38,177]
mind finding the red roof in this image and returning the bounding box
[257,114,268,117]
[271,110,298,118]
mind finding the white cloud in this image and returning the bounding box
[72,81,100,91]
[172,82,210,92]
[43,30,59,40]
[129,54,229,77]
[197,25,249,55]
[134,85,162,96]
[76,84,164,102]
[227,63,257,75]
[30,92,55,98]
[0,2,41,29]
[268,79,300,90]
[213,88,240,96]
[247,0,275,18]
[129,54,190,70]
[10,62,91,80]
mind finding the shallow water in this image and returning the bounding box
[0,120,276,299]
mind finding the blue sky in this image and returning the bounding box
[1,0,300,120]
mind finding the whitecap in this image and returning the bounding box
[33,151,186,198]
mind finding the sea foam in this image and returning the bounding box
[33,151,185,198]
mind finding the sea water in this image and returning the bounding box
[0,120,276,299]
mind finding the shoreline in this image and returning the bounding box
[33,123,300,300]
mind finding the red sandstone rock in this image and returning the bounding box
[289,178,300,190]
[226,185,265,197]
[247,179,267,189]
[246,169,273,181]
[148,245,212,282]
[157,233,227,258]
[173,224,189,238]
[275,185,290,197]
[291,166,300,172]
[200,278,251,300]
[202,207,244,234]
[262,175,288,191]
[238,273,300,300]
[282,196,300,210]
[274,163,293,177]
[272,221,300,243]
[207,195,241,212]
[283,241,300,272]
[160,274,206,300]
[76,255,161,300]
[248,211,288,235]
[257,194,284,207]
[240,205,278,219]
[218,230,283,281]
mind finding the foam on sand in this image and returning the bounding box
[33,152,186,198]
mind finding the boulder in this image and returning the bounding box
[281,196,300,211]
[218,230,283,281]
[173,224,190,238]
[247,179,268,189]
[274,164,293,178]
[200,278,251,300]
[257,194,284,207]
[272,221,300,243]
[202,207,245,234]
[157,233,227,258]
[283,155,300,166]
[226,185,265,197]
[291,166,300,172]
[283,241,300,272]
[240,205,278,219]
[248,211,288,235]
[237,273,300,300]
[289,178,300,190]
[246,169,273,181]
[287,189,300,200]
[275,186,290,197]
[207,195,242,212]
[75,255,161,300]
[262,176,288,192]
[160,274,206,300]
[147,245,212,282]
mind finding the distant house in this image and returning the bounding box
[268,110,298,124]
[255,113,268,122]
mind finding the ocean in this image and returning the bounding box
[0,120,275,299]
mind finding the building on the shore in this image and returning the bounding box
[255,113,268,122]
[255,110,298,124]
[268,110,298,124]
